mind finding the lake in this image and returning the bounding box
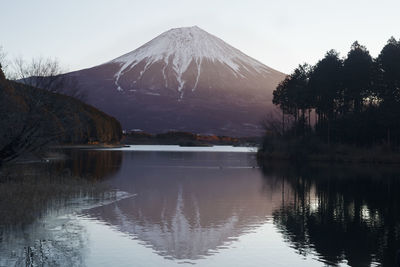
[0,145,399,266]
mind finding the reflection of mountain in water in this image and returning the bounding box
[84,152,291,260]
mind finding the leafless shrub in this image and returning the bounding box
[261,109,294,137]
[0,46,10,78]
[11,56,86,101]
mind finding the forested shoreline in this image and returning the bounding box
[0,66,122,165]
[259,37,400,162]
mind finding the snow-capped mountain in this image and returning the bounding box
[109,26,276,96]
[68,26,285,136]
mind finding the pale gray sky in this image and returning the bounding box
[1,0,399,73]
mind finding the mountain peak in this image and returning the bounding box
[109,26,273,94]
[168,25,202,31]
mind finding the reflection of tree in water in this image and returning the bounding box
[260,162,400,267]
[53,149,123,181]
[0,151,123,266]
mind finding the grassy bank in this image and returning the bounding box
[257,137,400,164]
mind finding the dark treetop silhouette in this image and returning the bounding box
[271,38,400,147]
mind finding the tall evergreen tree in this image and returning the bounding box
[376,37,400,145]
[376,37,400,105]
[342,41,373,114]
[308,50,343,143]
[273,64,311,136]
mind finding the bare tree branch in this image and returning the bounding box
[261,109,294,137]
[0,46,11,79]
[11,56,86,101]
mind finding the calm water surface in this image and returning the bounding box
[1,145,400,266]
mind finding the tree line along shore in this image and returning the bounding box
[259,37,400,163]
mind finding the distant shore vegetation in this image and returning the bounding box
[123,130,260,146]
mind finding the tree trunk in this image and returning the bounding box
[327,119,331,146]
[294,109,298,137]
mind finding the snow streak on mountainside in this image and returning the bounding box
[107,26,277,96]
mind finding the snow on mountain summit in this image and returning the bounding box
[108,26,273,93]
